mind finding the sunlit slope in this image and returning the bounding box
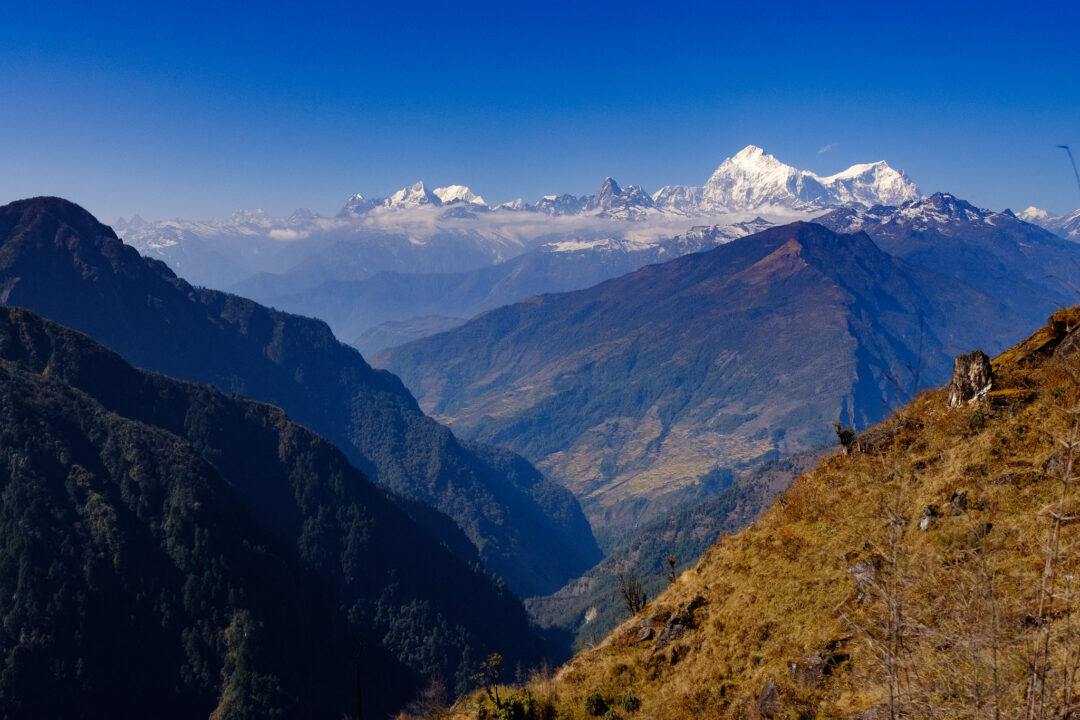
[455,307,1080,719]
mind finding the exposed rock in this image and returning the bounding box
[919,505,939,531]
[947,350,994,408]
[843,707,885,720]
[1053,327,1080,359]
[757,679,782,718]
[632,620,654,644]
[653,622,687,650]
[949,490,968,516]
[970,522,994,542]
[857,423,898,454]
[848,559,878,593]
[652,596,706,650]
[788,653,825,688]
[1044,448,1073,480]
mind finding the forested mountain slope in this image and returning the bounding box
[0,306,546,719]
[0,197,600,596]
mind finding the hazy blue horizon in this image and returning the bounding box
[3,0,1078,223]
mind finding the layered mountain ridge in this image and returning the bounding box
[374,221,1029,544]
[253,217,778,356]
[0,305,547,718]
[815,192,1080,322]
[115,146,917,291]
[1019,204,1080,241]
[0,196,600,597]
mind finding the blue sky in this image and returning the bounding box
[2,0,1078,221]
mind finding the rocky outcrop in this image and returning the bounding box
[653,595,707,651]
[949,490,968,516]
[788,654,826,688]
[947,350,994,407]
[919,505,939,531]
[757,679,782,718]
[1053,327,1080,359]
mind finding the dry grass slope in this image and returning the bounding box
[431,307,1080,720]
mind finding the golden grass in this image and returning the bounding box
[441,308,1080,720]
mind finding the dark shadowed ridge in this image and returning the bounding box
[0,197,601,596]
[0,305,547,718]
[815,192,1080,324]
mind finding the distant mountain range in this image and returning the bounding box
[1019,205,1080,241]
[815,193,1080,319]
[0,197,599,597]
[246,218,777,355]
[375,217,1036,545]
[331,145,918,219]
[114,145,918,298]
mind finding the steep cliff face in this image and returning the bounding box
[451,307,1080,720]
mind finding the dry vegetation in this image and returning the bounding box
[409,308,1080,720]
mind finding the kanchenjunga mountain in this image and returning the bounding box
[439,307,1080,720]
[0,197,600,597]
[115,147,917,336]
[0,305,547,719]
[375,211,1079,547]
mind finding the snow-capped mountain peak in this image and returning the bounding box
[819,161,919,208]
[701,145,919,212]
[815,192,1006,235]
[585,177,656,219]
[1017,205,1080,242]
[495,198,529,211]
[434,185,487,206]
[1019,206,1052,223]
[339,193,379,216]
[387,181,441,209]
[702,146,810,210]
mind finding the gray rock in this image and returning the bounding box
[949,490,968,516]
[1044,448,1072,479]
[652,595,706,650]
[633,623,654,644]
[947,350,994,408]
[757,679,782,718]
[653,622,686,650]
[849,559,877,590]
[1054,327,1080,359]
[919,505,938,531]
[857,424,898,454]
